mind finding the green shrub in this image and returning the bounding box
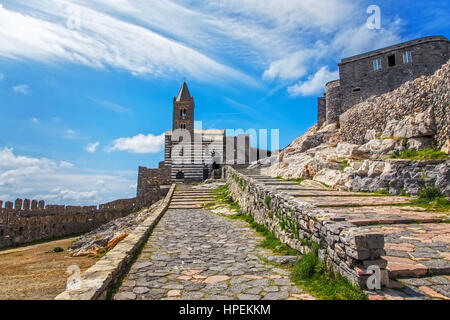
[264,196,271,208]
[417,186,443,201]
[53,247,64,253]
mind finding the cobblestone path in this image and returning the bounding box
[114,186,313,300]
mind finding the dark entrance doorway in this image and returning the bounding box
[203,167,210,180]
[212,162,220,170]
[176,171,185,181]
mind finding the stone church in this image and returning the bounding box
[136,82,253,208]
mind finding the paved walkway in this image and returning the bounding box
[114,186,313,300]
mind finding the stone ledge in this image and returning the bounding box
[55,184,176,300]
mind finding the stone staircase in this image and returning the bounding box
[168,185,216,210]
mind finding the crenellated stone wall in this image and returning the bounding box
[0,198,136,249]
[225,166,388,288]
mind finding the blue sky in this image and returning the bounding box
[0,0,449,205]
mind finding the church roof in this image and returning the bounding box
[176,82,192,101]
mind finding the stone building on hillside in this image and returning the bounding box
[318,35,450,127]
[136,82,257,208]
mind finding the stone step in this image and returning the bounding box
[307,196,412,207]
[325,205,447,225]
[288,191,388,197]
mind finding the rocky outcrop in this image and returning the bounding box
[69,200,163,257]
[264,60,449,197]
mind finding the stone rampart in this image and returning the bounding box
[0,198,136,248]
[225,166,388,288]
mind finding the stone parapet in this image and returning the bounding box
[0,198,136,248]
[224,167,387,288]
[55,184,176,300]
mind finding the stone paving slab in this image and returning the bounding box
[114,206,313,300]
[364,223,450,278]
[307,196,411,207]
[287,190,384,197]
[367,275,450,300]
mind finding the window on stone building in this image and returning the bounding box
[181,109,187,118]
[373,58,382,71]
[353,88,361,92]
[403,51,412,64]
[388,54,396,67]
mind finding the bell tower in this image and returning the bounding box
[173,82,195,138]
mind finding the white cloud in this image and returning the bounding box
[13,84,30,95]
[0,73,4,81]
[91,98,132,114]
[288,66,339,97]
[0,147,135,205]
[30,117,40,124]
[63,129,80,140]
[85,141,100,153]
[0,0,256,86]
[109,133,165,154]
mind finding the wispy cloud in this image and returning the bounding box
[0,0,257,86]
[91,98,133,114]
[0,73,4,81]
[108,133,165,154]
[13,84,31,95]
[85,141,100,153]
[30,117,40,124]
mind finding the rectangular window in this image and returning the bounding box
[403,51,412,64]
[373,58,382,71]
[388,54,396,67]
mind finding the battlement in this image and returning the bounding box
[0,197,136,248]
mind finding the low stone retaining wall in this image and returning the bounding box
[225,167,387,288]
[55,184,176,300]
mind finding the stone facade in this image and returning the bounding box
[319,35,449,124]
[137,82,258,189]
[340,59,450,149]
[225,167,388,288]
[136,164,171,209]
[0,198,136,248]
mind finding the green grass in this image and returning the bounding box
[215,184,368,300]
[409,186,450,212]
[391,148,449,161]
[229,213,299,256]
[374,189,391,195]
[213,185,241,211]
[277,177,305,185]
[290,248,368,300]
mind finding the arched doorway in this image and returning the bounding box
[212,161,220,170]
[176,171,185,181]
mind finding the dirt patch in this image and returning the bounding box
[0,237,99,300]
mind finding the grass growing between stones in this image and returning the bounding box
[213,184,367,300]
[290,247,368,300]
[390,148,449,160]
[213,185,242,211]
[277,177,305,185]
[409,186,450,212]
[229,214,300,256]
